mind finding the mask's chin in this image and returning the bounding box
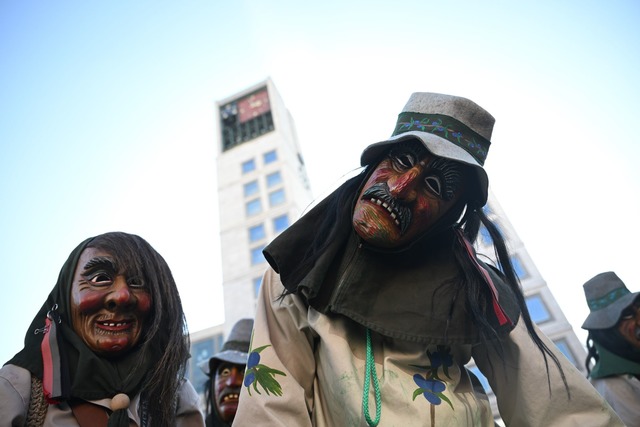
[354,199,468,254]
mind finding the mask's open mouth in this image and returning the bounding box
[221,392,239,403]
[361,183,411,234]
[95,318,134,333]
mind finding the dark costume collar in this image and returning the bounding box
[6,237,157,402]
[205,412,231,427]
[264,188,519,345]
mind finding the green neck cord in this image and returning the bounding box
[362,328,381,427]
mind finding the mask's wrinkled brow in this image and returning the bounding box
[82,256,117,273]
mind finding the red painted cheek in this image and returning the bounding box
[135,292,152,314]
[76,290,106,313]
[413,198,433,216]
[216,378,226,394]
[368,167,392,183]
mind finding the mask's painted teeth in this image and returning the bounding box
[370,197,401,229]
[222,393,239,402]
[99,321,128,327]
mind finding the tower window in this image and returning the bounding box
[273,214,289,233]
[249,224,266,242]
[242,159,256,174]
[511,255,528,279]
[250,246,266,265]
[266,171,282,188]
[264,150,277,164]
[246,199,262,216]
[525,294,551,324]
[269,189,286,207]
[553,339,577,365]
[244,180,259,197]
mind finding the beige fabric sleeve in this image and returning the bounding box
[176,378,205,426]
[233,268,317,427]
[473,317,624,426]
[0,364,31,426]
[591,376,640,426]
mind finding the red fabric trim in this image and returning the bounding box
[455,229,512,326]
[41,317,56,403]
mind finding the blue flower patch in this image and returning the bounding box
[243,344,286,397]
[411,346,454,410]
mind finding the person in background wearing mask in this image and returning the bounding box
[582,271,640,426]
[201,318,253,427]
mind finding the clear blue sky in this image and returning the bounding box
[1,1,639,365]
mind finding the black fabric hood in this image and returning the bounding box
[264,187,519,345]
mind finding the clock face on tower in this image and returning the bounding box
[238,89,270,123]
[220,87,274,151]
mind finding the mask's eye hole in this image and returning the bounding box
[90,273,112,285]
[425,175,442,196]
[127,277,145,288]
[390,151,417,170]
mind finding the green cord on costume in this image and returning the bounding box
[362,328,381,427]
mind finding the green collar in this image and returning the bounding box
[591,342,640,379]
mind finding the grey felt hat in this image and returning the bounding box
[200,318,253,376]
[581,272,639,330]
[360,92,495,205]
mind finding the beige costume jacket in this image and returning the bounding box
[0,364,204,427]
[233,268,623,427]
[591,375,640,426]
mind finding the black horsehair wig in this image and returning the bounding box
[88,232,190,427]
[282,157,569,396]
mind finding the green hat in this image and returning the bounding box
[581,272,639,330]
[360,92,494,205]
[200,318,253,376]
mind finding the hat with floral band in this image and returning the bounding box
[200,318,253,376]
[581,272,639,330]
[360,92,495,205]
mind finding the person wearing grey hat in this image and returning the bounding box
[234,92,622,426]
[582,271,640,426]
[201,318,252,427]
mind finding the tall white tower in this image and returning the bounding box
[215,78,314,331]
[187,78,313,397]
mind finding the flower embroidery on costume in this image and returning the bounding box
[411,345,454,410]
[243,344,286,396]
